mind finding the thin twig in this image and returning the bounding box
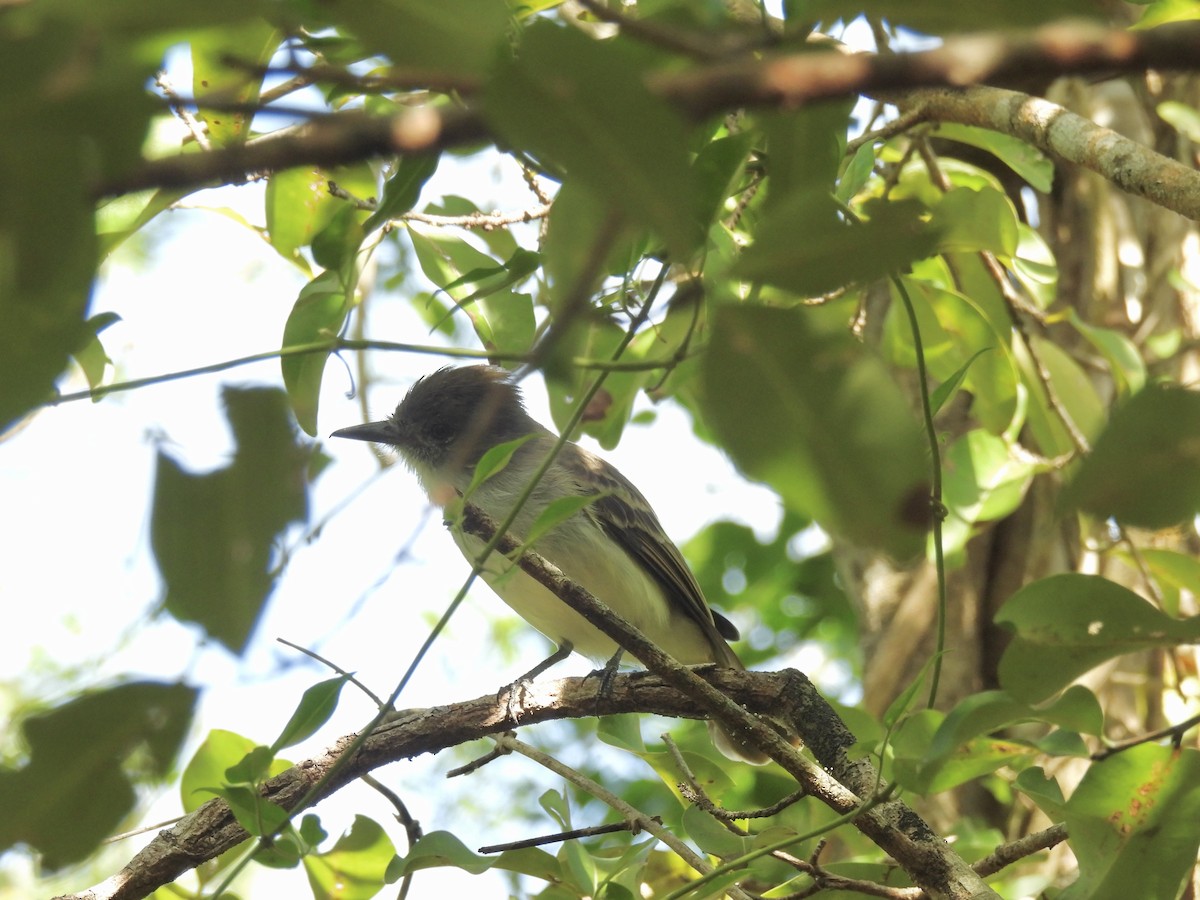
[890,276,948,710]
[360,774,422,900]
[663,734,804,827]
[155,71,211,150]
[478,817,661,854]
[972,823,1068,877]
[274,638,385,708]
[1092,711,1200,760]
[491,734,755,900]
[445,738,515,777]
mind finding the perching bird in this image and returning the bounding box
[332,365,763,761]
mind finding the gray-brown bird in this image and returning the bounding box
[333,365,763,761]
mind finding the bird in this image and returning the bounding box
[332,364,765,762]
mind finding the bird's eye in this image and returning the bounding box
[428,421,454,443]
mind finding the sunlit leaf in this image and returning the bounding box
[303,815,396,900]
[932,123,1054,192]
[942,429,1033,526]
[997,574,1200,702]
[1062,745,1200,899]
[271,676,350,752]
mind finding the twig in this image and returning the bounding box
[1092,711,1200,760]
[154,71,211,150]
[360,774,422,900]
[890,276,949,709]
[488,734,755,899]
[972,823,1068,877]
[445,737,515,777]
[663,734,804,826]
[478,817,661,854]
[400,204,551,230]
[274,638,385,708]
[46,338,697,407]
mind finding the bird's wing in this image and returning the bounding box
[560,445,742,664]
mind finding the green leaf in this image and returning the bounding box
[884,278,1019,434]
[182,729,287,813]
[539,788,571,830]
[303,815,397,900]
[596,714,647,754]
[1063,385,1200,528]
[996,574,1200,702]
[486,22,701,258]
[364,154,440,233]
[219,783,291,839]
[281,270,351,437]
[929,348,992,415]
[683,804,752,858]
[942,430,1033,527]
[330,0,509,76]
[391,830,502,876]
[692,131,756,232]
[737,195,939,296]
[151,387,312,654]
[881,654,937,730]
[1011,224,1059,309]
[192,21,280,146]
[1136,548,1200,617]
[541,180,646,310]
[271,676,350,752]
[522,493,606,549]
[1157,100,1200,141]
[762,101,853,204]
[1067,310,1146,397]
[836,141,878,203]
[478,290,537,356]
[898,687,1104,792]
[0,682,197,869]
[464,434,537,498]
[226,745,277,784]
[700,305,931,559]
[928,187,1019,256]
[1018,337,1105,456]
[265,168,343,264]
[1061,745,1200,900]
[72,312,120,392]
[932,123,1054,193]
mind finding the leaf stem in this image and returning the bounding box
[891,276,947,710]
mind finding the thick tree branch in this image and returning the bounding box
[97,22,1200,221]
[454,506,999,900]
[49,670,820,900]
[59,507,1006,900]
[896,85,1200,219]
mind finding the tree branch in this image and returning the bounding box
[58,501,1007,900]
[49,670,812,900]
[895,85,1200,219]
[96,23,1200,220]
[452,506,999,900]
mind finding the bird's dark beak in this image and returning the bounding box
[330,421,394,443]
